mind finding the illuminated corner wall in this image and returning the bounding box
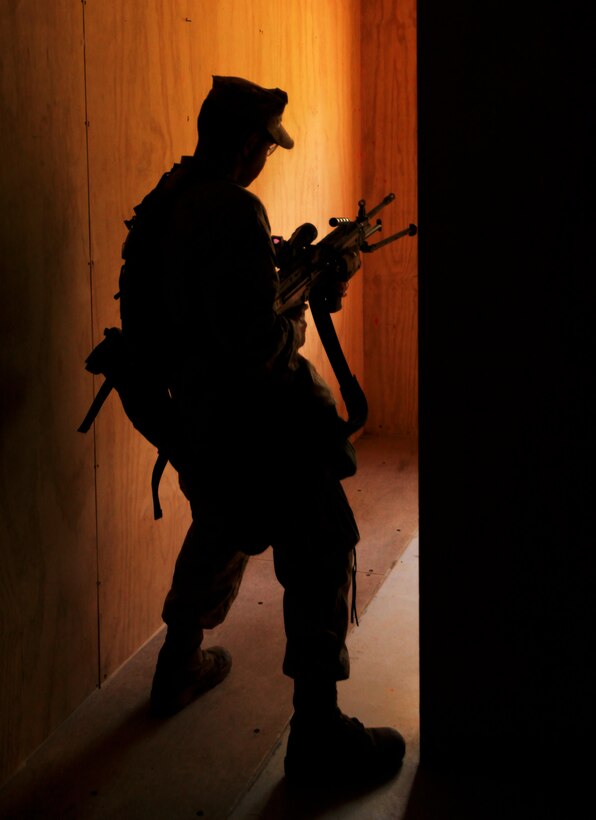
[0,0,415,785]
[362,0,418,438]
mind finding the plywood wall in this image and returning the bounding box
[0,0,416,786]
[362,0,418,437]
[0,0,98,785]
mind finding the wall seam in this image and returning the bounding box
[80,0,102,689]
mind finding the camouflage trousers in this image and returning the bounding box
[161,475,359,681]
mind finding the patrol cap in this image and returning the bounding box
[201,75,294,149]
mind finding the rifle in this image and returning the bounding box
[273,194,417,435]
[274,194,416,313]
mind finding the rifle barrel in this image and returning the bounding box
[365,193,395,221]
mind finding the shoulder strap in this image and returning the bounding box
[309,300,368,436]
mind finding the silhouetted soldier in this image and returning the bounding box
[124,76,405,785]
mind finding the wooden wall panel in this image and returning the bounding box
[0,1,97,785]
[84,0,363,680]
[362,0,418,437]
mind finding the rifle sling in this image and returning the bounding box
[310,301,368,436]
[310,301,365,627]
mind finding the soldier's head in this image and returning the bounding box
[195,76,294,186]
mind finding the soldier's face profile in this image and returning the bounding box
[236,135,275,187]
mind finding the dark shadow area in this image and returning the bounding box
[401,763,587,820]
[418,0,595,806]
[253,765,406,819]
[0,703,162,820]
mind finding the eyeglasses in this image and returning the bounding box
[262,130,278,157]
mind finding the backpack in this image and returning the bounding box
[78,167,186,519]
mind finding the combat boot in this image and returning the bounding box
[150,632,232,717]
[285,678,405,786]
[284,708,405,785]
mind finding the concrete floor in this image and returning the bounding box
[0,435,419,820]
